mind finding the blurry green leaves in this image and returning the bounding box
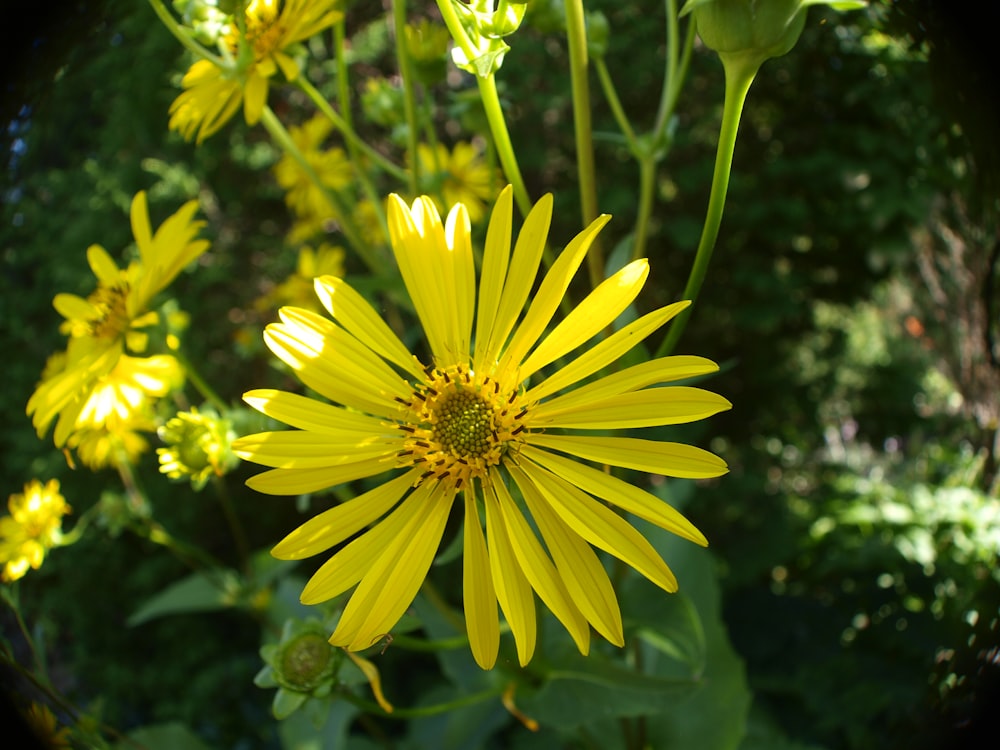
[444,0,528,77]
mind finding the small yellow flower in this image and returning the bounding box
[1,480,71,582]
[235,187,730,669]
[272,116,353,220]
[169,0,343,143]
[158,406,239,489]
[256,244,346,315]
[415,141,499,224]
[27,192,206,446]
[22,702,72,749]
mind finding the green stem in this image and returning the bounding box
[146,0,223,66]
[392,0,421,196]
[657,60,757,357]
[631,156,656,262]
[213,477,250,574]
[341,687,505,719]
[172,347,226,412]
[295,76,408,183]
[594,57,637,149]
[259,105,376,271]
[564,0,602,289]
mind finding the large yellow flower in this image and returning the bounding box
[169,0,343,143]
[234,186,730,669]
[0,480,71,581]
[27,193,207,445]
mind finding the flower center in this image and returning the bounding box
[86,283,131,340]
[396,365,528,491]
[244,0,286,59]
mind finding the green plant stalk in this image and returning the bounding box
[392,0,421,196]
[147,0,223,65]
[657,60,756,357]
[259,106,376,271]
[564,0,603,289]
[213,476,250,575]
[631,156,657,263]
[172,346,227,413]
[594,58,637,148]
[295,76,408,183]
[342,686,505,719]
[434,0,532,217]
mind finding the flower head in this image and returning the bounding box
[158,406,239,489]
[415,141,499,224]
[1,480,71,582]
[272,116,353,220]
[27,192,207,445]
[235,186,730,669]
[169,0,343,142]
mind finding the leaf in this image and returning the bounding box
[127,570,238,626]
[118,722,213,750]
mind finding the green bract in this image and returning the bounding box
[450,0,528,77]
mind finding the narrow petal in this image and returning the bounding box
[518,259,649,381]
[508,462,623,645]
[517,457,678,592]
[482,480,537,666]
[499,214,611,377]
[526,302,690,402]
[299,479,421,603]
[532,355,719,413]
[331,484,454,651]
[492,469,590,655]
[232,430,393,469]
[463,491,500,669]
[445,202,476,359]
[245,460,392,495]
[243,73,268,125]
[531,386,732,429]
[272,472,416,560]
[52,294,94,323]
[130,191,152,255]
[526,433,728,479]
[473,186,513,366]
[242,389,391,435]
[313,276,424,379]
[86,244,121,285]
[520,445,707,546]
[481,194,552,368]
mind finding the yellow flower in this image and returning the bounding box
[273,116,353,220]
[234,187,730,669]
[415,141,499,224]
[22,702,72,749]
[256,244,346,315]
[169,0,343,143]
[27,192,206,445]
[1,480,71,582]
[158,406,239,489]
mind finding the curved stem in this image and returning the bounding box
[146,0,223,66]
[259,105,376,271]
[392,0,421,196]
[172,347,227,412]
[594,57,637,149]
[341,686,505,719]
[564,0,602,288]
[657,60,757,357]
[295,76,408,183]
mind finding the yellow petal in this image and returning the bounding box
[245,460,392,495]
[473,186,513,366]
[313,277,424,380]
[531,386,732,429]
[130,191,152,254]
[518,458,678,592]
[519,259,648,381]
[343,651,394,713]
[510,462,624,645]
[52,294,94,322]
[242,389,390,434]
[243,74,268,125]
[463,491,500,669]
[520,445,707,546]
[499,213,611,376]
[273,471,415,560]
[480,193,552,368]
[232,430,394,469]
[331,484,454,651]
[526,433,728,479]
[526,302,691,401]
[86,244,121,285]
[445,202,476,360]
[483,479,536,666]
[492,468,590,655]
[533,355,718,413]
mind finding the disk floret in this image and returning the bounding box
[396,364,528,490]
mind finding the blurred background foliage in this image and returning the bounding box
[2,1,998,748]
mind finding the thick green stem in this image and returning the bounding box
[631,157,657,262]
[657,60,757,357]
[392,0,421,196]
[259,106,377,271]
[564,0,602,288]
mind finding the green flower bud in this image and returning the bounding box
[255,618,344,720]
[157,406,238,490]
[586,11,610,60]
[449,0,528,77]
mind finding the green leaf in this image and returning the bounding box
[127,570,238,626]
[118,722,213,750]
